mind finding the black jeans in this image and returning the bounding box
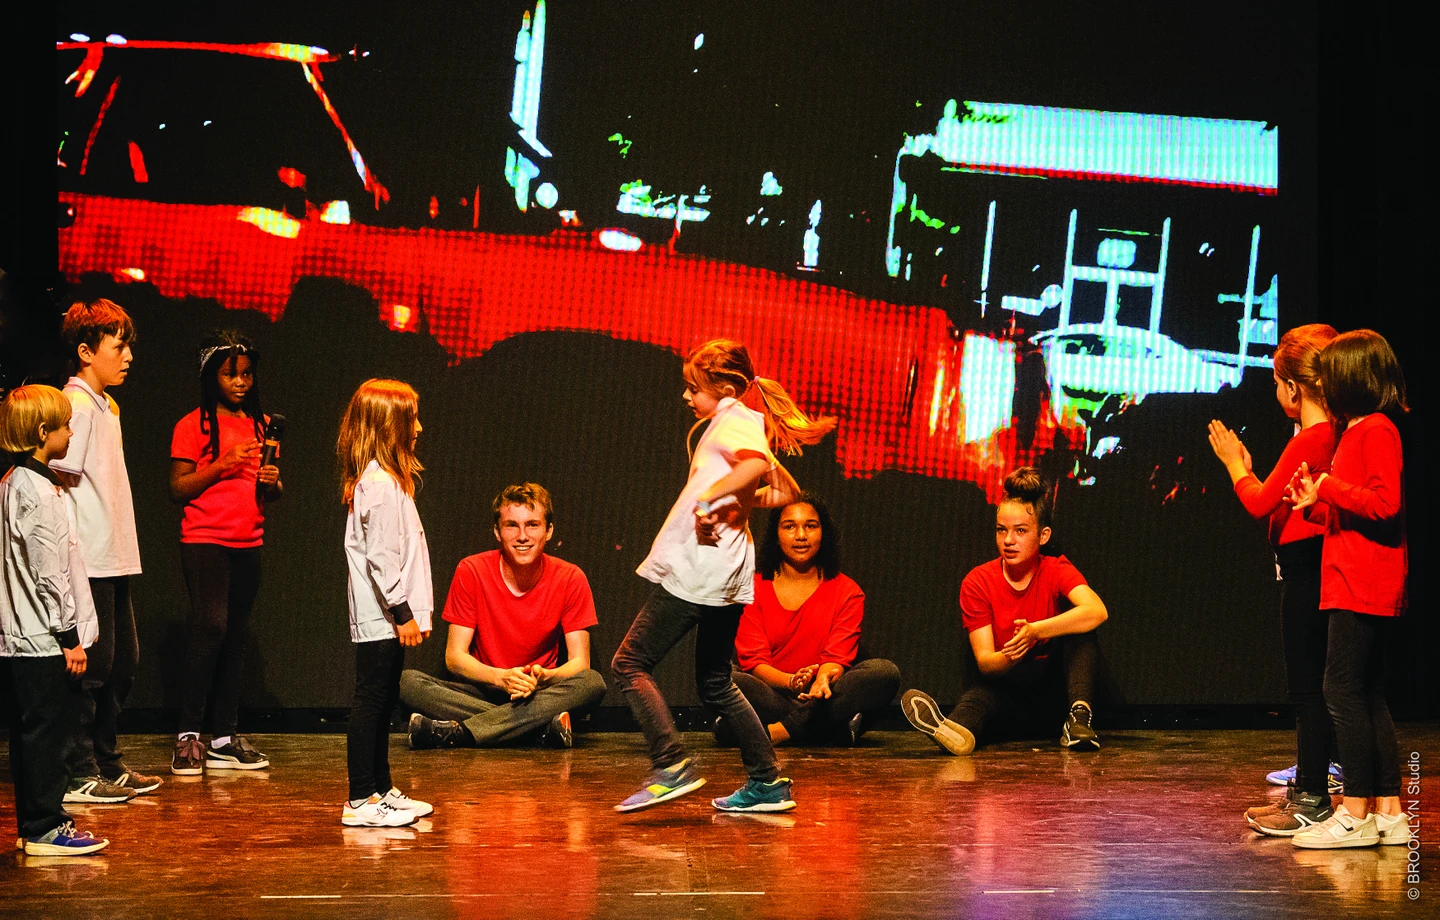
[347,639,403,801]
[612,586,778,783]
[68,575,139,778]
[3,656,80,838]
[179,544,262,737]
[731,658,901,743]
[1277,538,1333,797]
[948,631,1100,743]
[1324,609,1401,798]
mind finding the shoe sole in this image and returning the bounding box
[901,692,975,755]
[62,791,134,804]
[341,814,419,827]
[171,764,203,776]
[1060,732,1100,751]
[24,839,109,856]
[1292,833,1380,849]
[1249,818,1324,837]
[614,778,707,813]
[205,758,270,771]
[712,798,797,813]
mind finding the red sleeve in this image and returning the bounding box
[559,566,599,632]
[1318,422,1404,522]
[819,579,863,667]
[1233,425,1331,519]
[441,560,480,629]
[735,577,773,671]
[171,413,202,462]
[959,567,995,634]
[1051,556,1088,598]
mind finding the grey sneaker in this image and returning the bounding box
[408,713,468,750]
[64,776,136,804]
[1249,790,1334,837]
[540,711,573,749]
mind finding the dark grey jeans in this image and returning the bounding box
[611,586,778,783]
[399,668,605,745]
[731,657,901,743]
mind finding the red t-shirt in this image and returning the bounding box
[1317,414,1407,617]
[960,555,1087,656]
[1233,421,1333,547]
[736,574,864,673]
[442,550,598,669]
[170,409,266,548]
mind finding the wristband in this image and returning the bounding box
[55,627,80,650]
[388,601,414,626]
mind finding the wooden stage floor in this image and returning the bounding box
[3,726,1436,919]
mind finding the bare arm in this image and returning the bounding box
[968,625,1016,676]
[698,455,773,507]
[168,439,260,504]
[531,630,593,686]
[754,461,801,508]
[1029,585,1108,640]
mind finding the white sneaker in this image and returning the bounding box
[1291,805,1379,849]
[382,787,433,818]
[1375,812,1413,846]
[900,689,975,755]
[341,794,417,827]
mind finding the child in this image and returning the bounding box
[168,331,282,775]
[1208,324,1343,836]
[1,385,108,854]
[1287,329,1410,850]
[50,299,163,801]
[612,339,835,813]
[338,379,435,827]
[901,467,1109,754]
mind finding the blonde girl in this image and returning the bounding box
[612,339,835,813]
[337,379,435,828]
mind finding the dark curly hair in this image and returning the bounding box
[757,493,841,580]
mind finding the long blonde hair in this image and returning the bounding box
[685,339,836,456]
[337,379,422,506]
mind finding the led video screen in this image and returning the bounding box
[54,2,1318,707]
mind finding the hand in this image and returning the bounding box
[695,511,721,546]
[1285,461,1325,510]
[787,664,818,693]
[799,670,834,701]
[218,440,261,476]
[396,619,423,647]
[257,464,280,485]
[1206,420,1248,469]
[63,645,87,678]
[526,663,556,689]
[1000,619,1040,660]
[501,667,539,700]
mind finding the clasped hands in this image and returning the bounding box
[500,664,557,700]
[787,664,837,700]
[1000,619,1041,661]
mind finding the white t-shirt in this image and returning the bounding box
[49,378,142,577]
[637,397,774,606]
[344,460,434,643]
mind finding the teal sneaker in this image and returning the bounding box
[712,777,796,813]
[615,758,707,813]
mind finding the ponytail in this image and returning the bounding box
[685,338,836,457]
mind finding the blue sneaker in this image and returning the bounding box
[1266,762,1344,793]
[712,777,797,813]
[23,822,109,856]
[615,759,707,813]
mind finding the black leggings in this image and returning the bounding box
[348,639,403,801]
[1324,609,1401,798]
[731,658,901,742]
[1276,538,1333,797]
[947,631,1100,743]
[179,544,262,737]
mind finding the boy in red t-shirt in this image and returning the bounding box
[902,468,1109,754]
[400,483,604,749]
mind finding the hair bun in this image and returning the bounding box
[1003,466,1046,503]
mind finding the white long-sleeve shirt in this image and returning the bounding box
[48,378,142,577]
[1,460,98,657]
[344,461,433,643]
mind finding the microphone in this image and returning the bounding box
[257,414,285,499]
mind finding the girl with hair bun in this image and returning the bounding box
[901,467,1109,754]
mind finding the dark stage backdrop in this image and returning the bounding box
[38,1,1340,709]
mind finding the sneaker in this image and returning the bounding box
[64,777,136,804]
[108,767,163,794]
[172,737,206,776]
[540,711,573,749]
[206,737,270,770]
[1291,805,1379,849]
[1248,790,1333,837]
[341,794,417,828]
[23,822,109,857]
[614,758,707,813]
[1244,788,1294,822]
[408,713,467,750]
[846,712,865,746]
[712,778,797,813]
[1375,812,1413,846]
[382,787,433,818]
[1266,762,1344,793]
[1060,703,1100,751]
[900,689,975,755]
